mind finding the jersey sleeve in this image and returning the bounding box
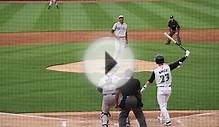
[136,80,141,90]
[177,25,180,29]
[148,71,155,83]
[112,23,117,30]
[168,20,171,27]
[175,20,181,29]
[169,56,187,70]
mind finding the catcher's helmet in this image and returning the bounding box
[155,55,164,64]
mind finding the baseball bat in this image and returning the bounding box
[164,32,187,52]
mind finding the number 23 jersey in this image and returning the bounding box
[154,64,172,87]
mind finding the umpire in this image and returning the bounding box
[166,16,182,45]
[115,69,147,127]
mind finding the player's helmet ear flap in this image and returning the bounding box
[155,55,164,64]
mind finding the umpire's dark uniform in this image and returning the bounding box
[166,16,182,45]
[116,70,147,127]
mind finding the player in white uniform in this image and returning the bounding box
[98,67,130,127]
[141,50,190,126]
[48,0,59,9]
[111,15,128,60]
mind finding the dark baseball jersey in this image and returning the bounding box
[168,19,180,30]
[118,78,141,96]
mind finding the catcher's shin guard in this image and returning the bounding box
[126,117,130,127]
[101,112,111,127]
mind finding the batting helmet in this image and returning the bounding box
[155,54,164,64]
[170,16,174,19]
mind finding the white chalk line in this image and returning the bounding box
[176,119,185,127]
[173,112,217,127]
[0,112,68,122]
[173,112,215,119]
[1,111,215,127]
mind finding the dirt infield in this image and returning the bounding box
[47,59,157,73]
[0,110,218,127]
[0,29,219,46]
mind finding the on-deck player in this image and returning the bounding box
[141,50,190,126]
[48,0,59,9]
[111,15,128,60]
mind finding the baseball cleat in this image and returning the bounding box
[125,123,130,127]
[164,121,172,126]
[102,124,108,127]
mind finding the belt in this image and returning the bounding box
[158,85,172,87]
[126,95,136,98]
[116,36,126,38]
[103,93,116,96]
[126,95,135,97]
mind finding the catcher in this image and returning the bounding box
[98,66,130,127]
[166,16,181,45]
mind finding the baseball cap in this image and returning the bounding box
[118,15,124,18]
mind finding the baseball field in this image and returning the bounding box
[0,0,218,127]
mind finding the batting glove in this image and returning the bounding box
[140,84,147,93]
[185,50,190,57]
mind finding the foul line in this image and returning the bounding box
[0,112,68,122]
[173,112,215,119]
[173,112,216,127]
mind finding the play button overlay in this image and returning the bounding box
[83,37,135,88]
[105,51,117,74]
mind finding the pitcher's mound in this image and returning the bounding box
[47,59,156,73]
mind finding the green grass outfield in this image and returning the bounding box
[0,42,218,113]
[0,0,219,32]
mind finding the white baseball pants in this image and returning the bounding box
[114,38,127,60]
[157,87,171,123]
